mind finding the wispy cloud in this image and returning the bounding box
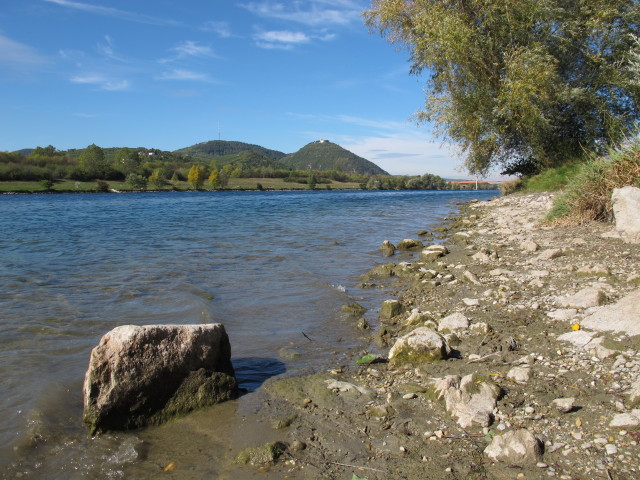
[41,0,184,27]
[0,34,50,70]
[240,0,363,26]
[173,41,215,58]
[156,69,214,82]
[254,30,310,49]
[70,74,130,91]
[201,21,233,38]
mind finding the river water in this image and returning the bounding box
[0,189,497,479]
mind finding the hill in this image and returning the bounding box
[174,140,287,162]
[280,140,388,175]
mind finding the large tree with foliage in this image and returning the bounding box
[187,164,205,190]
[78,144,111,179]
[365,0,640,175]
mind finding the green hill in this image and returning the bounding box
[174,140,286,162]
[280,140,388,175]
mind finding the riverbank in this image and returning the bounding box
[238,193,640,480]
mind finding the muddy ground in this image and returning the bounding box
[225,193,640,480]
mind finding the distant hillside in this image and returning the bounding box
[174,140,287,162]
[280,140,388,175]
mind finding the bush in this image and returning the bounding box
[95,180,110,192]
[547,136,640,223]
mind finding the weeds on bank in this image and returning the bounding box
[547,135,640,223]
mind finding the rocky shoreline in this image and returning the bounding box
[234,193,640,480]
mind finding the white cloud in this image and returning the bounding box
[240,0,363,26]
[70,74,130,91]
[173,41,215,58]
[254,30,310,48]
[201,21,233,38]
[41,0,184,27]
[156,69,213,82]
[0,34,50,70]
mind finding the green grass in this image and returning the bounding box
[0,177,363,193]
[520,162,583,192]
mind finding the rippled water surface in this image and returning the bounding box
[0,189,497,478]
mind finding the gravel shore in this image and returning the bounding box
[237,193,640,480]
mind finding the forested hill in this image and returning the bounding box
[174,140,287,162]
[280,140,389,175]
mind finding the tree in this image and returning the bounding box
[148,169,165,190]
[114,148,141,176]
[187,164,205,190]
[208,169,221,188]
[365,0,640,175]
[127,173,148,191]
[78,144,111,179]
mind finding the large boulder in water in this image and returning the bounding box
[83,324,237,434]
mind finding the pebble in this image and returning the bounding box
[605,444,618,455]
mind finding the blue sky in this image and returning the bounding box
[0,0,473,177]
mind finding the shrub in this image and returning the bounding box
[95,180,110,193]
[547,136,640,223]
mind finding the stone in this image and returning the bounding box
[472,251,492,263]
[609,410,640,428]
[547,309,578,321]
[388,327,451,366]
[556,287,607,309]
[507,366,531,384]
[581,289,640,336]
[463,298,480,307]
[612,186,640,243]
[380,240,396,257]
[463,270,482,285]
[627,377,640,407]
[577,264,611,276]
[520,239,540,252]
[438,312,470,333]
[432,374,502,428]
[235,441,288,466]
[380,299,403,319]
[397,238,424,250]
[535,248,564,261]
[557,330,597,348]
[551,397,576,413]
[325,380,371,395]
[83,324,237,434]
[484,429,543,464]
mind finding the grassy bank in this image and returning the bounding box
[0,177,363,193]
[501,135,640,224]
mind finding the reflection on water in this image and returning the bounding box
[0,189,497,478]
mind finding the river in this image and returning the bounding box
[0,189,497,479]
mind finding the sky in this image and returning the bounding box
[0,0,477,177]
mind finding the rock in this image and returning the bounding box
[609,410,640,428]
[627,377,640,407]
[520,239,540,252]
[484,429,543,464]
[551,397,576,413]
[535,248,564,261]
[420,245,448,262]
[463,298,480,307]
[397,238,424,250]
[325,379,371,395]
[507,366,531,384]
[463,270,482,285]
[380,299,403,319]
[380,240,396,257]
[556,287,607,309]
[547,308,578,321]
[388,327,451,366]
[577,264,611,276]
[472,251,492,263]
[557,330,597,348]
[432,374,502,428]
[235,441,288,466]
[612,186,640,243]
[581,289,640,336]
[83,324,237,434]
[437,312,470,333]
